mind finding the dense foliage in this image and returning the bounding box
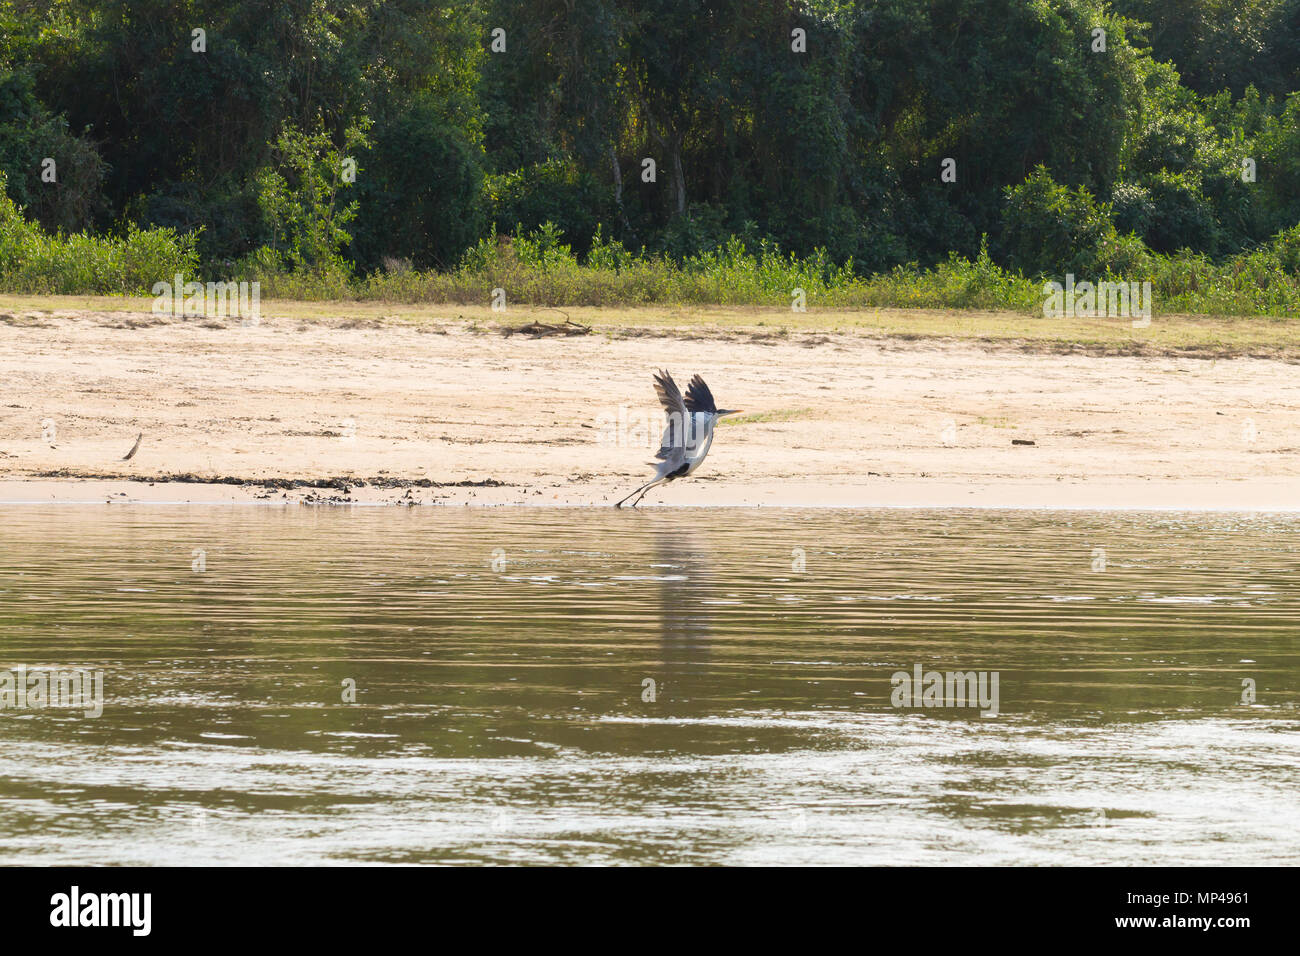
[1,0,1299,307]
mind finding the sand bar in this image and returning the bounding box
[2,303,1298,509]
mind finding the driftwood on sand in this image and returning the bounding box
[501,309,591,338]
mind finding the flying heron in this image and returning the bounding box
[615,370,741,508]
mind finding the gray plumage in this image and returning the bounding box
[616,370,741,508]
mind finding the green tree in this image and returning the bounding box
[251,120,370,273]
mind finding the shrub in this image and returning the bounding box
[1142,170,1223,254]
[1110,183,1156,237]
[251,121,371,275]
[1002,167,1116,277]
[482,160,609,255]
[1267,223,1300,275]
[0,172,197,294]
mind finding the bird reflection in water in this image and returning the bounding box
[652,525,715,695]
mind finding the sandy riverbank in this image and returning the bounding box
[2,303,1298,509]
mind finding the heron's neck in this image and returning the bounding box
[691,417,716,460]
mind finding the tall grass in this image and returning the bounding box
[343,223,1300,317]
[346,226,1046,311]
[3,176,1299,318]
[0,173,197,294]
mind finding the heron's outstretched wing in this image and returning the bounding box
[653,369,689,461]
[685,374,716,414]
[654,369,686,417]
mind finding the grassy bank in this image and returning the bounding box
[247,223,1300,318]
[3,168,1299,318]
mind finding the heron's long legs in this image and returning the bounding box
[629,480,663,508]
[615,480,653,508]
[615,477,665,508]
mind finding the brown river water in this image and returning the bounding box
[0,505,1296,864]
